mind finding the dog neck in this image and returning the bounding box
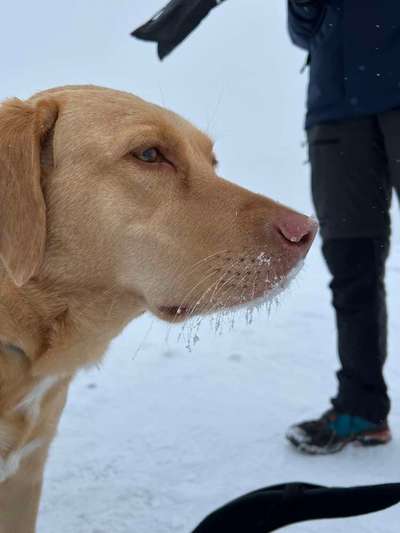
[0,273,145,377]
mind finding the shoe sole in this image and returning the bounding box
[287,435,345,455]
[287,430,392,455]
[355,430,392,447]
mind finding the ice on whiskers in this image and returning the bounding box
[255,251,272,266]
[177,257,305,352]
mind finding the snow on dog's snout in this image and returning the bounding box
[166,208,317,350]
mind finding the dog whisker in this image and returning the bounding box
[166,250,230,293]
[178,278,223,349]
[177,251,268,349]
[177,261,242,349]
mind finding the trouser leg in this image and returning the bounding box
[323,237,390,423]
[308,117,392,423]
[378,108,400,201]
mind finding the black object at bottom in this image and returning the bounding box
[192,482,400,532]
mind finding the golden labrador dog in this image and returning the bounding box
[0,85,317,532]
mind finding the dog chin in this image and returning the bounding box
[155,259,304,323]
[201,258,304,316]
[229,258,304,313]
[155,305,190,323]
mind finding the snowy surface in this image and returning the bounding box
[1,1,400,532]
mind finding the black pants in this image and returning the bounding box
[308,110,400,424]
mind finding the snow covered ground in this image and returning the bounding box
[1,1,400,531]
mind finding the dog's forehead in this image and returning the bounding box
[60,88,164,129]
[65,88,154,117]
[38,85,212,151]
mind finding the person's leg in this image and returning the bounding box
[308,116,392,424]
[287,116,393,453]
[378,108,400,206]
[324,237,390,423]
[312,116,392,405]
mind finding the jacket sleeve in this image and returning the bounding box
[287,0,326,50]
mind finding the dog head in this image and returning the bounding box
[0,85,317,322]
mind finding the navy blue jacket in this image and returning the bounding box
[288,0,400,128]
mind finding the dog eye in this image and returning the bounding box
[2,343,26,358]
[136,148,163,163]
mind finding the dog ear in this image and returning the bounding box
[0,98,58,286]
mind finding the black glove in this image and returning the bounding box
[192,482,400,532]
[132,0,226,60]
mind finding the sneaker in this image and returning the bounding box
[286,409,391,455]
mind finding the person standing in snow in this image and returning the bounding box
[286,0,400,454]
[133,0,398,454]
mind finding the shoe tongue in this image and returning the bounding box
[329,414,376,438]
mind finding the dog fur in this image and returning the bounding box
[0,85,316,532]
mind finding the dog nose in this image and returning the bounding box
[275,211,318,253]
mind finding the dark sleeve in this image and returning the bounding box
[287,0,327,50]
